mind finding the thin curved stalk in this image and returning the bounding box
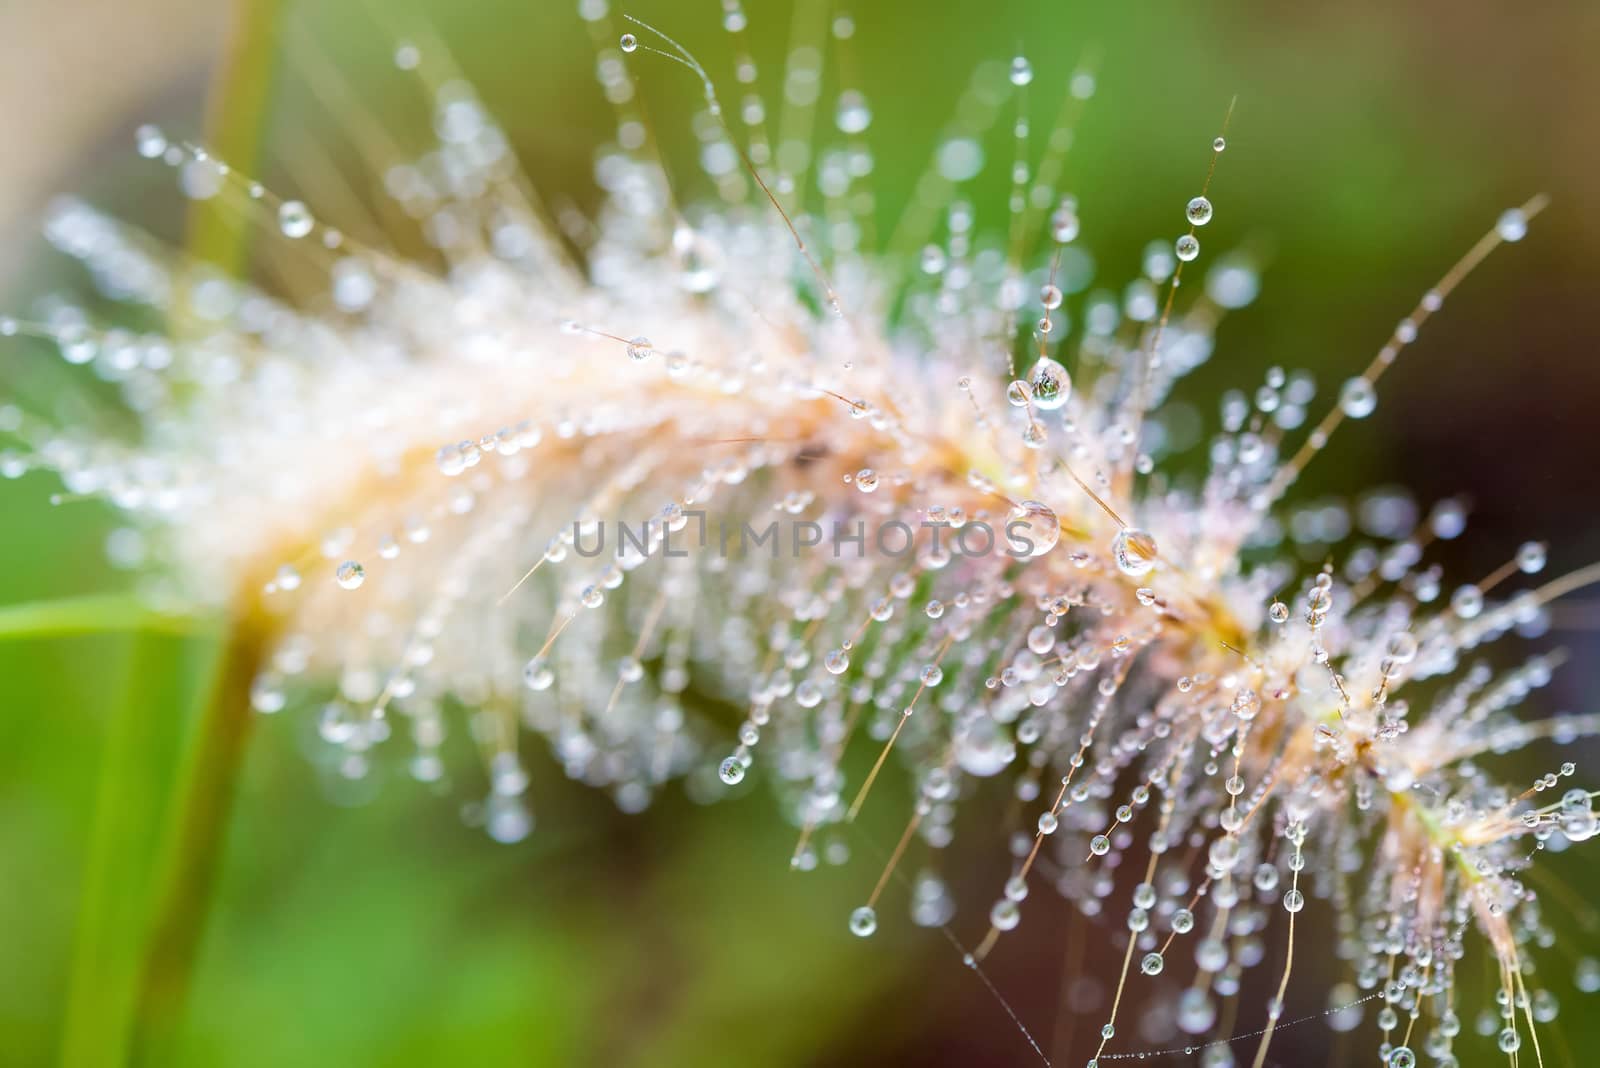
[128,616,266,1066]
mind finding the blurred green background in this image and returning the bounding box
[3,0,1599,1065]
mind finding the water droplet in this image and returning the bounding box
[849,905,877,937]
[278,200,314,239]
[1090,834,1110,856]
[1028,357,1071,411]
[1268,601,1289,623]
[180,157,224,200]
[1141,952,1165,976]
[135,124,166,159]
[1112,528,1159,577]
[1174,234,1200,262]
[1450,583,1483,619]
[719,756,746,785]
[335,560,365,589]
[1186,196,1213,226]
[1338,377,1377,418]
[1009,56,1033,86]
[626,336,653,361]
[1212,136,1227,152]
[1231,688,1260,720]
[834,90,872,134]
[523,656,554,691]
[1282,888,1305,913]
[1497,208,1527,242]
[1050,206,1079,243]
[1007,500,1060,557]
[936,138,984,183]
[619,33,638,53]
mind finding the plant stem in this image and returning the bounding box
[185,0,283,275]
[128,615,267,1065]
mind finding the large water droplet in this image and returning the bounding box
[1112,528,1158,576]
[1028,357,1071,411]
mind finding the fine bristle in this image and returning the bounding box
[5,5,1597,1066]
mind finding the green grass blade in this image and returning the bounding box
[0,594,209,641]
[58,637,149,1068]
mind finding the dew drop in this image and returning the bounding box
[936,138,984,183]
[619,33,638,53]
[135,124,167,159]
[1028,357,1071,411]
[1338,377,1377,418]
[1450,584,1483,620]
[522,656,554,691]
[1007,500,1060,557]
[335,560,365,589]
[1112,528,1159,577]
[719,756,746,785]
[1186,196,1213,226]
[278,200,314,239]
[1497,208,1528,242]
[834,90,872,134]
[1009,56,1033,86]
[849,905,878,937]
[1174,234,1200,262]
[180,157,224,200]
